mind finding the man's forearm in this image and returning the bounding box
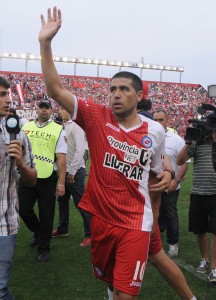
[56,154,66,185]
[40,41,63,100]
[175,163,188,181]
[19,164,37,187]
[176,145,190,166]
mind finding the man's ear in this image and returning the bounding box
[137,90,144,102]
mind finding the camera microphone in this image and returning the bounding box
[188,119,201,124]
[201,103,216,111]
[188,119,196,123]
[5,114,21,141]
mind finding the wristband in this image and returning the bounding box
[174,177,181,184]
[58,184,65,187]
[164,169,175,179]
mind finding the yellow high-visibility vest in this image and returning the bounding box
[22,121,62,178]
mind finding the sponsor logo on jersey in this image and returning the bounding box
[141,136,152,149]
[108,135,139,154]
[104,152,144,180]
[106,123,120,132]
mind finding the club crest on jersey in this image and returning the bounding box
[141,136,152,149]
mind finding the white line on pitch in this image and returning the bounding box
[172,258,208,282]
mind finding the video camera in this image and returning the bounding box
[185,102,216,143]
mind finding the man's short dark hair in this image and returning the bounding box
[8,108,17,115]
[0,76,10,89]
[137,99,152,111]
[112,71,143,92]
[153,108,168,118]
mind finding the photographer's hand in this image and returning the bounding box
[212,130,216,142]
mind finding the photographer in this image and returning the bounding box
[176,120,216,283]
[212,130,216,171]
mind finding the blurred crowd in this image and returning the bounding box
[147,82,214,137]
[0,71,214,137]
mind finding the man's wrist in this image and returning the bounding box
[174,177,181,184]
[164,169,175,179]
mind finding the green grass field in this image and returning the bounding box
[10,164,216,299]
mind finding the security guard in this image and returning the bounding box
[18,100,67,262]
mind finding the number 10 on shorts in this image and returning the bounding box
[133,261,146,281]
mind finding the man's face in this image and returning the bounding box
[0,86,11,117]
[37,105,52,123]
[153,111,168,130]
[109,77,143,119]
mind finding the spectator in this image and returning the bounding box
[153,109,190,256]
[137,98,153,119]
[52,107,91,247]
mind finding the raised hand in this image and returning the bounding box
[39,7,62,43]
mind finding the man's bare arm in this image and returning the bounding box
[176,144,191,166]
[149,154,172,192]
[39,7,75,114]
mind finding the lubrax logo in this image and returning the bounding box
[103,152,144,180]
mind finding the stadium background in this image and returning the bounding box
[0,69,214,138]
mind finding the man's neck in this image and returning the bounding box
[117,114,142,129]
[37,118,50,126]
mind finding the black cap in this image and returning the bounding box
[38,100,52,109]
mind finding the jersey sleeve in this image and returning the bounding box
[150,131,165,175]
[72,96,104,133]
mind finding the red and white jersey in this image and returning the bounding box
[73,98,165,231]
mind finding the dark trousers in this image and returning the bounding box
[18,172,57,254]
[57,167,91,237]
[158,189,180,245]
